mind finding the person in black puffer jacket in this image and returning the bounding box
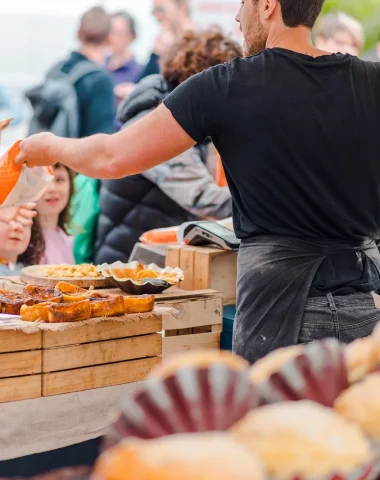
[94,30,242,263]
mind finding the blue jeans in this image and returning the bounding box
[299,292,380,343]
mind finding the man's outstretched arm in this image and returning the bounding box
[16,104,196,179]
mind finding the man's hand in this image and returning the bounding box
[15,132,60,168]
[0,203,37,227]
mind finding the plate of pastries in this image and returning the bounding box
[0,282,154,323]
[98,261,184,294]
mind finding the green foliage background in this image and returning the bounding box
[321,0,380,51]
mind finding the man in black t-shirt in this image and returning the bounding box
[17,0,380,363]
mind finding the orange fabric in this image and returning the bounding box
[215,154,227,187]
[0,141,22,204]
[140,230,178,245]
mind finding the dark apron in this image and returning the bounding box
[233,235,380,363]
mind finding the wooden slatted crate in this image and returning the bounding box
[0,330,42,402]
[157,289,223,357]
[0,311,165,402]
[0,280,224,403]
[42,315,163,396]
[166,245,237,305]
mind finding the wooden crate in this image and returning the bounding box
[166,245,237,305]
[0,281,224,402]
[157,289,223,358]
[42,315,162,396]
[0,312,164,402]
[0,330,42,402]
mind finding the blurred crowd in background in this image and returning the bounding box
[0,0,379,276]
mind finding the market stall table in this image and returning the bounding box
[0,279,223,476]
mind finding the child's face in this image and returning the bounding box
[36,165,70,220]
[0,220,31,262]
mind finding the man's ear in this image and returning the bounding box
[262,0,278,21]
[377,42,380,59]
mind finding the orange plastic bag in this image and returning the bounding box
[0,141,22,204]
[0,141,53,207]
[140,226,180,245]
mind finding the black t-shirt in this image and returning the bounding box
[164,48,380,243]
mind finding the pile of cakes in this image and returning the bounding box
[92,325,380,480]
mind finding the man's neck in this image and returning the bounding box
[266,26,332,58]
[79,44,105,65]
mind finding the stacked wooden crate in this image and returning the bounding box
[166,245,238,305]
[0,312,164,403]
[0,280,223,403]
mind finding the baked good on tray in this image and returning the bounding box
[20,302,53,322]
[40,264,103,278]
[0,290,34,315]
[335,373,380,440]
[123,295,155,314]
[23,285,63,303]
[94,432,266,480]
[89,295,125,318]
[47,300,92,323]
[149,349,249,379]
[249,345,304,383]
[231,400,372,479]
[0,281,156,323]
[345,336,379,384]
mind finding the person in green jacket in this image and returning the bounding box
[71,175,100,264]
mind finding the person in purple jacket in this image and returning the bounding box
[106,11,143,103]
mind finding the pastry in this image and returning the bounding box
[249,345,304,383]
[40,264,103,278]
[149,349,249,379]
[55,282,89,302]
[231,400,371,478]
[345,336,379,384]
[23,285,63,304]
[94,432,266,480]
[335,373,380,440]
[89,295,125,318]
[47,300,91,323]
[20,302,52,322]
[123,295,155,314]
[0,291,34,315]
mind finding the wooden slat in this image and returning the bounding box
[0,375,41,402]
[0,330,42,353]
[161,296,222,330]
[209,253,237,305]
[179,247,196,290]
[43,333,162,372]
[162,332,221,357]
[43,357,160,396]
[43,316,162,348]
[0,351,42,378]
[192,248,215,290]
[193,249,237,305]
[165,245,182,269]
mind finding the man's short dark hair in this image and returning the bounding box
[113,11,137,40]
[79,6,111,45]
[278,0,325,29]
